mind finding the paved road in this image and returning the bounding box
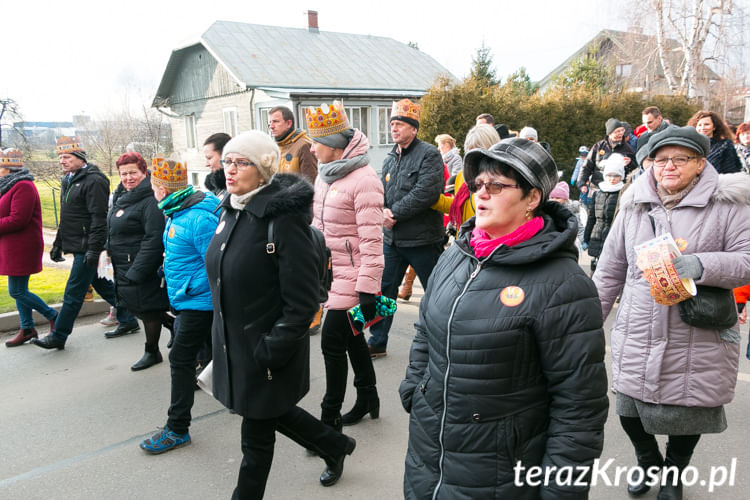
[2,284,750,499]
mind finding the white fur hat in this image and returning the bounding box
[601,153,626,178]
[519,126,538,141]
[222,131,280,181]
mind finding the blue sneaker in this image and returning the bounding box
[139,426,191,454]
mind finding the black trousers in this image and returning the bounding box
[321,309,376,414]
[166,309,213,434]
[233,407,349,499]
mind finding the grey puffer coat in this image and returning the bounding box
[593,166,750,407]
[399,202,608,500]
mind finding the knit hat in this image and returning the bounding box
[549,181,570,200]
[222,130,280,182]
[636,142,651,165]
[519,126,538,141]
[389,99,420,129]
[601,153,626,178]
[578,145,589,156]
[0,148,24,170]
[305,101,352,149]
[606,118,625,135]
[150,158,188,189]
[647,125,710,158]
[56,136,87,162]
[464,138,558,199]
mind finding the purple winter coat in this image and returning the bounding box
[312,130,385,310]
[0,180,44,276]
[593,166,750,408]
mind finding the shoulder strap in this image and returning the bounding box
[266,219,276,254]
[648,213,656,235]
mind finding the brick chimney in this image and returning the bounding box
[306,10,319,33]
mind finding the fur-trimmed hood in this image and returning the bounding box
[620,162,750,210]
[220,173,314,221]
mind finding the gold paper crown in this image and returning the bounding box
[150,158,188,189]
[0,149,24,168]
[305,101,350,138]
[390,99,420,123]
[56,136,84,155]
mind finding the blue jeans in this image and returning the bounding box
[7,275,58,329]
[368,242,442,349]
[52,253,136,340]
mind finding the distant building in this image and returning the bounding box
[10,121,76,147]
[538,29,720,98]
[152,13,453,186]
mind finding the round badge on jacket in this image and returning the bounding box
[115,209,124,217]
[385,173,391,182]
[675,238,688,252]
[216,220,226,234]
[500,286,525,307]
[168,226,175,239]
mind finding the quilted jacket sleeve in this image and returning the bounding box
[592,207,629,319]
[399,315,429,414]
[535,273,609,500]
[693,201,750,289]
[125,199,166,283]
[353,174,385,294]
[84,174,110,254]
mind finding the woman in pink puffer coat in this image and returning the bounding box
[309,110,384,431]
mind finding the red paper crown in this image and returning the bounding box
[390,99,420,123]
[56,136,84,155]
[0,148,24,168]
[150,158,188,189]
[305,101,350,138]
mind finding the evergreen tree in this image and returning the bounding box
[470,43,497,87]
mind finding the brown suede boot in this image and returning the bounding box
[398,266,417,301]
[6,328,39,347]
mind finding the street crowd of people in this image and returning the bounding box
[2,99,750,499]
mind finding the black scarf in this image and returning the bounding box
[0,168,35,196]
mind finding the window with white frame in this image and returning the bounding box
[378,107,394,145]
[185,114,197,149]
[616,63,632,78]
[191,172,199,186]
[345,106,369,139]
[223,107,239,136]
[258,108,272,134]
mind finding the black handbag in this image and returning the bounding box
[646,215,737,329]
[677,285,737,329]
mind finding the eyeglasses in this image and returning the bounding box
[467,180,519,195]
[221,159,255,170]
[652,156,698,168]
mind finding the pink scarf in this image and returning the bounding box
[470,216,545,257]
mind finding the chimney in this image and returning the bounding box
[306,10,319,33]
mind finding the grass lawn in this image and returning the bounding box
[37,183,61,229]
[0,267,70,314]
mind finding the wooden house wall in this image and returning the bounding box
[169,46,245,105]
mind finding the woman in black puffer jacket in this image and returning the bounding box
[399,139,609,500]
[107,152,172,370]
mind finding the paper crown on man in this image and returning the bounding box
[150,157,188,189]
[0,148,24,169]
[305,101,353,149]
[56,136,87,161]
[390,99,420,129]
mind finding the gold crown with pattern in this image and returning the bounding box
[56,136,84,156]
[390,99,420,124]
[305,101,350,138]
[150,158,188,189]
[0,148,24,168]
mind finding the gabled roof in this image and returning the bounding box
[537,29,720,91]
[154,20,453,105]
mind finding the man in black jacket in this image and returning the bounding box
[368,100,444,358]
[636,106,669,154]
[576,118,636,192]
[33,137,138,350]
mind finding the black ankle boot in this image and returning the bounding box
[627,439,663,496]
[657,448,692,500]
[321,409,343,433]
[320,437,356,487]
[341,386,379,426]
[131,344,163,371]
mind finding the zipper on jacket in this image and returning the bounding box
[320,185,331,232]
[345,240,354,266]
[266,368,272,381]
[432,259,483,500]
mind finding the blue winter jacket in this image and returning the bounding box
[162,191,220,311]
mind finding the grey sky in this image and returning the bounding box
[5,0,625,121]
